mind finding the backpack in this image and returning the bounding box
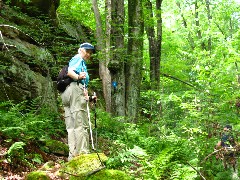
[221,133,235,147]
[57,65,73,92]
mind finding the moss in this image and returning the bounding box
[59,153,108,179]
[25,171,50,180]
[88,169,132,180]
[44,139,69,156]
[58,153,132,180]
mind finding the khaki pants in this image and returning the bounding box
[61,82,89,160]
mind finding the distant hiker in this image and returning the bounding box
[215,124,237,171]
[60,43,96,161]
[215,125,236,149]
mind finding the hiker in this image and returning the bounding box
[215,125,236,149]
[60,42,96,161]
[215,125,237,171]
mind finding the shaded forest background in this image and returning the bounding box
[0,0,240,179]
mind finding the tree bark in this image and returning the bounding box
[126,0,144,121]
[109,0,125,116]
[145,0,163,88]
[205,0,212,51]
[91,0,112,112]
[194,1,206,50]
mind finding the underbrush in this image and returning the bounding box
[0,100,66,173]
[1,99,238,179]
[95,109,198,179]
[95,106,239,179]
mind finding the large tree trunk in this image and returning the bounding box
[109,0,125,116]
[126,0,144,121]
[145,0,163,88]
[92,0,112,112]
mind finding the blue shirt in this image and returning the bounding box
[68,54,89,86]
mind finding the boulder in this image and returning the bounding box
[0,24,57,112]
[25,171,51,180]
[58,153,131,180]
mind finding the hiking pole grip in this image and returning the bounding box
[81,68,86,90]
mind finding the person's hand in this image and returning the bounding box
[92,92,97,103]
[89,93,97,103]
[78,72,86,79]
[92,95,97,103]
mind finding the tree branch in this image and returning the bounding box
[201,146,239,164]
[186,162,206,180]
[161,73,195,88]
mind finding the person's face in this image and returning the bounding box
[81,49,93,60]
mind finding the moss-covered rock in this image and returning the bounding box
[0,3,78,108]
[43,139,69,156]
[59,153,108,179]
[59,153,131,180]
[88,169,131,180]
[25,171,51,180]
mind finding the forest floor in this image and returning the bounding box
[0,136,110,180]
[0,142,68,180]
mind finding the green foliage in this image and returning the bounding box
[139,90,161,120]
[151,147,196,179]
[96,108,200,179]
[0,99,66,169]
[0,100,65,141]
[6,141,36,170]
[106,145,148,169]
[57,0,96,30]
[7,141,26,163]
[2,0,240,179]
[32,153,43,164]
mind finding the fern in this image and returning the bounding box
[106,145,148,169]
[7,141,26,163]
[0,99,65,145]
[7,141,26,155]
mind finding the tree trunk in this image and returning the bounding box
[109,0,125,116]
[145,0,163,88]
[126,0,144,121]
[91,0,112,112]
[194,1,206,50]
[205,0,212,51]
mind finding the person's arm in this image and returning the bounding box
[67,68,86,80]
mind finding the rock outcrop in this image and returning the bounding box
[0,1,92,112]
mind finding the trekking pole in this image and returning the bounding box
[92,92,105,168]
[93,92,97,149]
[82,68,95,150]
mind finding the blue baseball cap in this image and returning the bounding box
[224,125,232,130]
[80,43,95,50]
